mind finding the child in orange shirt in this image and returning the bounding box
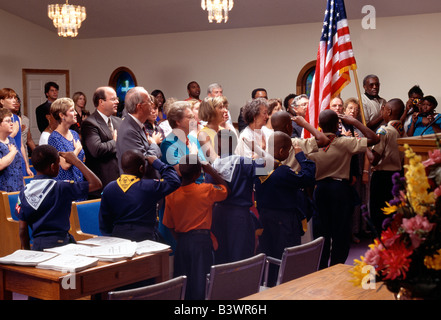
[163,154,229,300]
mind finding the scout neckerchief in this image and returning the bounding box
[23,179,57,210]
[258,159,281,184]
[117,174,140,193]
[322,134,337,152]
[389,120,405,137]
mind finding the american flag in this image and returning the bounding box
[305,0,357,137]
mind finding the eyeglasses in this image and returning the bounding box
[105,97,119,102]
[2,119,12,123]
[291,102,308,108]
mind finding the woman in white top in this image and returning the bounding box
[235,98,269,158]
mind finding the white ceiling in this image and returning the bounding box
[1,0,441,39]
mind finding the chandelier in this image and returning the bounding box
[48,0,86,37]
[201,0,234,23]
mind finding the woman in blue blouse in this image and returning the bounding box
[0,108,24,192]
[48,98,85,183]
[408,96,440,136]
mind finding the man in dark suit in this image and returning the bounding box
[81,86,122,198]
[35,82,59,133]
[116,86,161,179]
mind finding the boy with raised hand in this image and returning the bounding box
[16,145,102,251]
[99,150,181,242]
[163,154,229,300]
[367,98,405,233]
[305,109,379,269]
[254,131,316,286]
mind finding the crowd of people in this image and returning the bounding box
[1,75,438,299]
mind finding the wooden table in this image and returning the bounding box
[242,264,395,300]
[0,249,171,300]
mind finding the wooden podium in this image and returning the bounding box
[398,133,440,164]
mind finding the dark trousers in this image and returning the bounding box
[32,233,75,251]
[111,223,157,242]
[314,178,353,269]
[212,204,255,265]
[369,170,400,233]
[257,207,303,286]
[174,230,214,300]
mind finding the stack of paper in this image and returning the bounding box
[136,240,170,255]
[84,241,138,262]
[44,243,92,256]
[77,236,132,247]
[45,237,138,262]
[0,250,58,266]
[36,254,98,272]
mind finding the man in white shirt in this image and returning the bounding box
[361,74,387,131]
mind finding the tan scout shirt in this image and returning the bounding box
[371,120,404,171]
[282,137,318,172]
[305,133,367,181]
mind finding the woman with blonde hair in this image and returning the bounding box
[48,98,86,186]
[198,96,229,162]
[70,91,89,135]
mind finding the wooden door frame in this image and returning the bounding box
[22,69,70,116]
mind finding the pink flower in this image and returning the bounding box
[423,149,441,167]
[401,215,434,248]
[435,186,441,197]
[364,244,383,266]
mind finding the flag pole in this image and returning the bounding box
[352,69,367,126]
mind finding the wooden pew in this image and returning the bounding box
[69,199,101,241]
[0,191,21,256]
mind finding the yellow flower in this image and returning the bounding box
[404,145,435,215]
[349,256,369,287]
[424,249,441,270]
[381,202,401,215]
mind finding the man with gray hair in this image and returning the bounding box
[361,74,387,131]
[207,83,223,97]
[116,86,161,178]
[290,94,309,138]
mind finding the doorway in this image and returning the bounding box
[22,69,69,144]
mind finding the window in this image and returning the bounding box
[108,67,137,117]
[296,61,316,97]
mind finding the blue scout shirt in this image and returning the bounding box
[254,152,316,211]
[99,159,181,236]
[206,155,265,207]
[16,175,89,238]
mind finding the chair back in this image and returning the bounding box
[277,236,324,285]
[7,192,20,221]
[23,176,34,185]
[0,191,21,256]
[70,199,102,239]
[205,253,266,300]
[108,276,187,300]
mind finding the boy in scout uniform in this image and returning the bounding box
[305,109,379,269]
[367,98,405,233]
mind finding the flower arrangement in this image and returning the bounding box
[350,144,441,299]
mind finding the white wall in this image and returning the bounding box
[0,10,70,101]
[1,9,441,123]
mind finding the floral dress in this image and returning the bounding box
[0,137,24,192]
[48,130,85,182]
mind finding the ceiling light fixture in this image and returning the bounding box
[201,0,234,23]
[48,0,86,37]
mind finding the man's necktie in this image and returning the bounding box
[107,118,114,135]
